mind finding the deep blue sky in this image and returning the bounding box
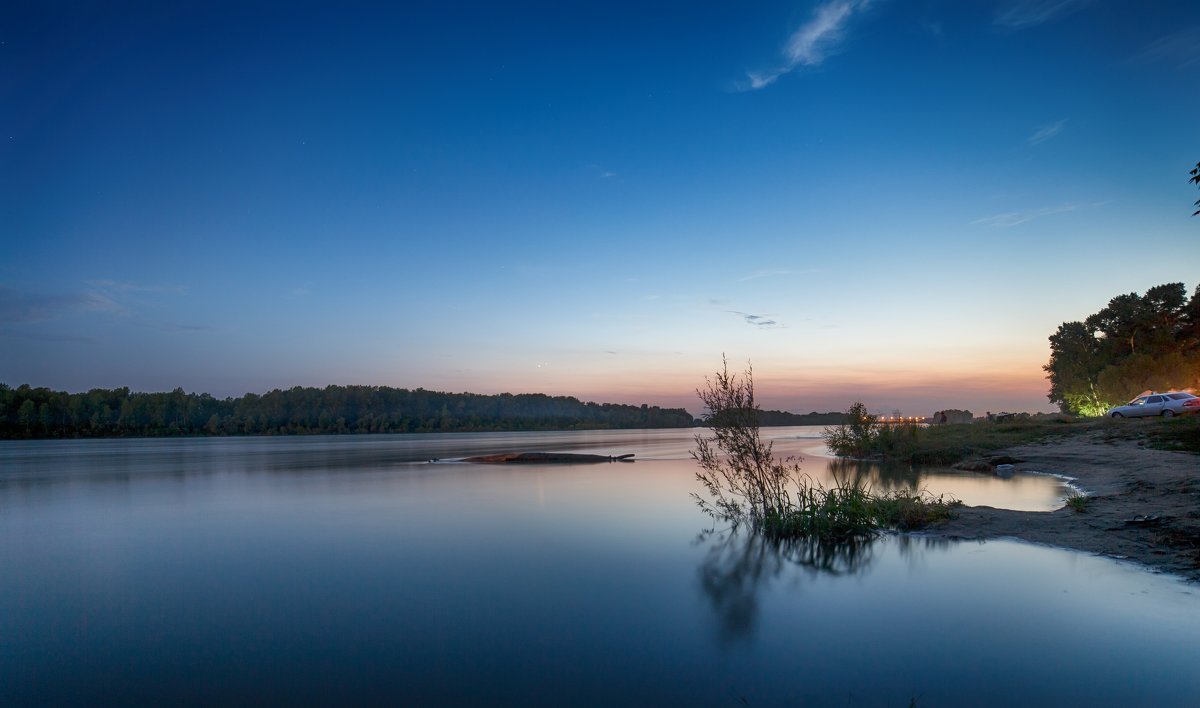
[3,0,1199,415]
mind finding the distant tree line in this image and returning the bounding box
[756,409,848,426]
[1044,282,1200,416]
[0,384,697,439]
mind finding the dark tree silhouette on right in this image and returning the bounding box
[1191,161,1199,216]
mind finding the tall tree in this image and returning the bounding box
[1044,321,1106,415]
[1047,283,1200,415]
[1191,161,1199,217]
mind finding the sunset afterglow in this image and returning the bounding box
[3,1,1198,416]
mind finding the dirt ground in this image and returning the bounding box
[926,432,1200,581]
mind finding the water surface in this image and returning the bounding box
[2,430,1196,705]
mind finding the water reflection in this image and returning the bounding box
[697,528,959,644]
[826,457,922,491]
[819,457,1068,512]
[4,434,1200,705]
[0,427,1071,512]
[697,528,878,643]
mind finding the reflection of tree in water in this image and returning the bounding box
[697,528,877,644]
[826,457,923,493]
[697,528,955,643]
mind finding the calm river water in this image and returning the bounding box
[2,428,1198,705]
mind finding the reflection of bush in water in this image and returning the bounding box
[697,529,877,643]
[697,529,954,643]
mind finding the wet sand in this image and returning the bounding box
[925,432,1200,581]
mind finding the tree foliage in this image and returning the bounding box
[822,402,878,458]
[1191,161,1199,217]
[1044,282,1200,415]
[0,383,694,439]
[823,402,921,460]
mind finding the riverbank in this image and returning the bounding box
[925,432,1200,581]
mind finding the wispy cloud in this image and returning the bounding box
[737,267,821,282]
[130,321,215,332]
[1135,27,1200,69]
[743,0,873,90]
[728,310,783,328]
[587,164,618,179]
[971,203,1078,227]
[1027,119,1065,145]
[0,282,207,336]
[0,286,120,323]
[994,0,1090,29]
[0,328,96,343]
[85,280,185,295]
[737,269,792,282]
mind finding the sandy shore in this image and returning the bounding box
[925,432,1200,581]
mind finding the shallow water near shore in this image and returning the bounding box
[3,428,1198,705]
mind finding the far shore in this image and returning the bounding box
[923,432,1200,582]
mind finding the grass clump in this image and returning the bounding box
[761,478,959,540]
[824,402,1102,466]
[873,488,960,530]
[692,361,959,541]
[1065,490,1089,512]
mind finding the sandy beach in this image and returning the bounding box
[927,432,1200,581]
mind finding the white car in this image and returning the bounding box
[1107,392,1198,418]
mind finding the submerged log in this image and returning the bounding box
[463,452,635,464]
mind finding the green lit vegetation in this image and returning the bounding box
[691,361,958,541]
[1044,282,1200,416]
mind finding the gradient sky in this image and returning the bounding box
[3,0,1199,416]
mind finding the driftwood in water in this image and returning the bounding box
[463,452,635,464]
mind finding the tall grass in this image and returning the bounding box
[693,365,959,542]
[824,402,1095,465]
[760,476,959,540]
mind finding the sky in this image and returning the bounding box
[3,0,1199,417]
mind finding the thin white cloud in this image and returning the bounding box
[994,0,1090,29]
[0,286,120,323]
[0,329,96,343]
[737,269,792,282]
[85,279,185,294]
[587,164,618,179]
[1135,27,1200,69]
[742,1,872,90]
[1027,119,1065,145]
[131,321,215,332]
[970,203,1078,227]
[737,267,823,282]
